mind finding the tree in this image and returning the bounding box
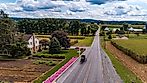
[108,34,112,39]
[51,30,70,49]
[115,29,120,34]
[87,26,91,35]
[69,20,80,35]
[123,23,129,31]
[80,23,87,36]
[49,37,61,54]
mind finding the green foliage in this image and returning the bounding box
[123,23,129,31]
[108,34,112,39]
[0,10,30,58]
[17,18,98,36]
[49,37,61,54]
[69,20,80,35]
[51,30,70,49]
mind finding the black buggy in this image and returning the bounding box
[80,55,87,64]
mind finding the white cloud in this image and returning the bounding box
[0,0,147,21]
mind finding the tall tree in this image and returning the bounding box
[49,37,61,54]
[51,30,70,49]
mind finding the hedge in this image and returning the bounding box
[68,36,85,39]
[33,54,65,59]
[111,41,147,64]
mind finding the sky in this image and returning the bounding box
[0,0,16,3]
[0,0,147,21]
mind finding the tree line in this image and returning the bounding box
[17,18,98,36]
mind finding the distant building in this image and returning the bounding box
[128,27,143,32]
[104,27,110,31]
[23,34,40,54]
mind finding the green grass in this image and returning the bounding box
[104,49,142,83]
[127,34,147,39]
[113,39,147,56]
[33,49,78,83]
[74,36,94,46]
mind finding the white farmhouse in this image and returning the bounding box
[23,34,40,54]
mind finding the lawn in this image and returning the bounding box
[33,49,78,83]
[74,36,94,46]
[112,39,147,56]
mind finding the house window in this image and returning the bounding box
[30,42,32,45]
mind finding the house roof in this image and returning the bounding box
[23,34,32,41]
[104,27,110,31]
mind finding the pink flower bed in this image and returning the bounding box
[44,57,78,83]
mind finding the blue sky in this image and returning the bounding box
[0,0,16,3]
[0,0,147,21]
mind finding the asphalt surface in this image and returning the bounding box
[56,29,122,83]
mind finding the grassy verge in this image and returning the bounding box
[74,36,94,46]
[104,49,142,83]
[33,49,78,83]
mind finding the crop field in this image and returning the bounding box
[74,37,94,46]
[113,39,147,55]
[0,59,52,82]
[112,39,147,63]
[127,34,147,39]
[101,24,145,29]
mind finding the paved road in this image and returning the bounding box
[56,29,122,83]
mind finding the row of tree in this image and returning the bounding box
[17,19,98,36]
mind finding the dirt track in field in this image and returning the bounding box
[106,42,147,83]
[0,59,51,83]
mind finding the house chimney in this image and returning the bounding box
[32,33,36,53]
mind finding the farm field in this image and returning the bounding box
[0,49,77,83]
[74,37,94,46]
[101,24,145,29]
[112,39,147,55]
[0,59,51,82]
